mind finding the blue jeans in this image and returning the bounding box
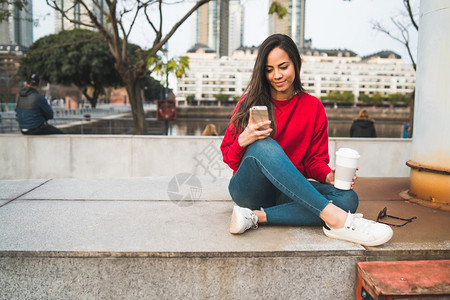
[228,138,358,225]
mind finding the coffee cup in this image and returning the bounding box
[334,148,360,190]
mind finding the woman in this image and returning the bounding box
[220,34,392,247]
[202,123,218,136]
[350,109,377,137]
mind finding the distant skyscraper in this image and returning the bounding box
[54,0,106,32]
[191,0,243,57]
[0,1,33,47]
[228,0,243,55]
[269,0,306,48]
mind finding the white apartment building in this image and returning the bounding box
[176,46,415,106]
[301,49,416,99]
[177,44,257,105]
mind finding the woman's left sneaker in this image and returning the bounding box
[230,206,258,234]
[323,212,393,246]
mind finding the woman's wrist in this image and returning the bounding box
[238,134,247,147]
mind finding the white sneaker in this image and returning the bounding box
[230,206,258,234]
[323,213,393,246]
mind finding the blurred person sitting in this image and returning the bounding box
[16,74,64,135]
[202,123,218,136]
[350,109,376,138]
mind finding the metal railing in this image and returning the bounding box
[0,105,135,134]
[0,116,165,135]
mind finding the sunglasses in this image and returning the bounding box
[376,207,417,227]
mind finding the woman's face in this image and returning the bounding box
[265,47,296,100]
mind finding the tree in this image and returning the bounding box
[18,29,123,107]
[46,0,211,134]
[268,1,288,19]
[358,94,371,104]
[214,93,229,102]
[149,51,190,98]
[371,92,384,105]
[325,91,341,103]
[324,91,354,103]
[372,0,418,71]
[387,92,410,105]
[372,0,418,137]
[186,94,195,104]
[140,75,165,103]
[341,91,355,103]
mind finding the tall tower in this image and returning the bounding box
[54,0,106,32]
[0,1,33,47]
[269,0,306,48]
[228,0,244,55]
[192,0,243,57]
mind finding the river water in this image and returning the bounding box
[51,116,408,138]
[167,119,408,138]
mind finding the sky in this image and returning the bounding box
[32,0,419,85]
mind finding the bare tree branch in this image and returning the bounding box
[391,17,409,44]
[150,0,210,55]
[144,6,158,35]
[46,0,96,29]
[372,20,403,44]
[91,0,109,19]
[404,0,419,31]
[125,4,143,39]
[158,0,163,44]
[371,0,418,72]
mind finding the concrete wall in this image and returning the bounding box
[0,135,411,180]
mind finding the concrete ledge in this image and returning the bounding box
[0,176,363,299]
[1,177,448,299]
[0,256,360,299]
[0,135,412,179]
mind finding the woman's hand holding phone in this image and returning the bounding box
[238,107,272,147]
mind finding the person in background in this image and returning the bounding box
[16,74,64,135]
[220,34,392,247]
[350,109,376,138]
[202,123,218,136]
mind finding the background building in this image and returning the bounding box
[177,44,257,105]
[54,0,106,32]
[301,49,415,99]
[0,1,32,108]
[228,0,244,56]
[191,0,243,57]
[0,1,33,47]
[0,45,26,110]
[176,46,415,106]
[269,0,306,48]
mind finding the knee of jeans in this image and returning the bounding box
[246,138,282,156]
[339,190,359,213]
[229,189,257,210]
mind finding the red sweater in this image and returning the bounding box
[220,92,331,183]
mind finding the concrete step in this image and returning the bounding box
[0,177,448,299]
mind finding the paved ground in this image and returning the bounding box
[0,176,448,258]
[354,178,449,256]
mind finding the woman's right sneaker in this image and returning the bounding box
[230,206,258,234]
[323,212,393,247]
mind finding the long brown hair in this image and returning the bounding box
[231,34,305,136]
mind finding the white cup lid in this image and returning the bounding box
[336,148,360,159]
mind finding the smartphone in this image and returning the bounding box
[252,106,270,131]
